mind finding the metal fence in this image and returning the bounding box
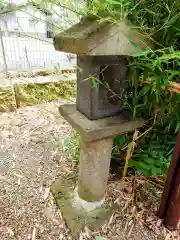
[0,14,77,76]
[0,35,76,73]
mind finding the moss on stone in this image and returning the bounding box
[0,85,17,112]
[78,180,105,202]
[51,175,112,239]
[0,79,76,112]
[14,80,76,107]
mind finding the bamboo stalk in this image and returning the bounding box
[123,130,139,178]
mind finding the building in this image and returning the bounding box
[0,2,54,39]
[0,0,78,71]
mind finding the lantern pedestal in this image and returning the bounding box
[51,104,144,238]
[51,175,112,240]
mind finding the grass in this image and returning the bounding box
[62,130,80,166]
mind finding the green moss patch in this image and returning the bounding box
[0,85,17,112]
[14,80,76,107]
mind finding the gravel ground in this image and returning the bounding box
[0,101,73,240]
[0,101,179,240]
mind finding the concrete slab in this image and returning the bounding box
[59,104,145,142]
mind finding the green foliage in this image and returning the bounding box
[126,50,180,128]
[88,0,180,49]
[37,0,180,178]
[112,44,179,177]
[87,0,180,131]
[129,134,175,177]
[28,0,86,30]
[69,132,81,164]
[113,131,176,177]
[101,0,180,177]
[0,0,8,9]
[62,131,81,165]
[0,1,19,12]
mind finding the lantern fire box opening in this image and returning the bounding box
[76,55,128,120]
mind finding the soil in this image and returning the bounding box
[0,101,179,240]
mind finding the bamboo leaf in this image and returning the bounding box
[138,85,151,99]
[128,25,141,29]
[135,50,149,57]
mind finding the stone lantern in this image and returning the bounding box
[51,16,148,238]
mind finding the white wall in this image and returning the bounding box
[0,6,47,37]
[15,6,47,35]
[0,1,83,72]
[0,12,17,36]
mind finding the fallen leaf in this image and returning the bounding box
[59,233,64,240]
[17,178,21,185]
[43,187,50,200]
[14,173,23,178]
[156,219,162,228]
[128,220,133,226]
[122,200,130,213]
[127,223,134,238]
[165,233,172,240]
[84,226,92,238]
[7,227,14,236]
[37,168,41,175]
[31,227,36,240]
[108,213,114,226]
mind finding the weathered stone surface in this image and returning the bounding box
[51,176,112,239]
[76,55,127,120]
[78,138,113,202]
[59,104,145,142]
[54,17,151,56]
[0,84,17,112]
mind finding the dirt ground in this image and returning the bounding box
[0,101,179,240]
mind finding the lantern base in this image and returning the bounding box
[51,176,112,240]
